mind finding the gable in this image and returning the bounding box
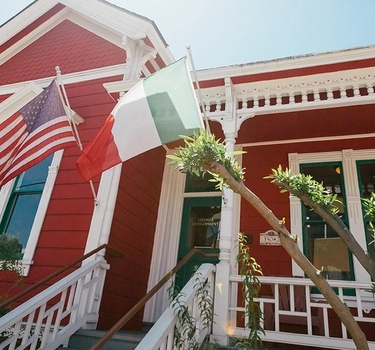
[0,0,173,81]
[0,19,126,85]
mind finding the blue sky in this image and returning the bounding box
[1,0,375,70]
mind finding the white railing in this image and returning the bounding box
[229,275,375,350]
[0,258,109,350]
[136,263,216,350]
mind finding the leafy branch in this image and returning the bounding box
[236,233,264,348]
[168,268,215,349]
[167,130,245,190]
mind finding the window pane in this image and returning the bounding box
[16,155,52,192]
[185,172,219,193]
[301,163,353,281]
[0,154,53,255]
[357,161,375,260]
[4,194,42,252]
[188,205,221,248]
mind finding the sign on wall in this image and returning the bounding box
[260,230,281,246]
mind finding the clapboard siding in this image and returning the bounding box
[98,146,166,330]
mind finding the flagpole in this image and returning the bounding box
[55,66,97,202]
[186,45,210,133]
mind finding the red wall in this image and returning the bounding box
[97,146,166,330]
[0,12,127,303]
[0,19,126,85]
[238,104,375,276]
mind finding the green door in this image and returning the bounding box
[176,196,221,288]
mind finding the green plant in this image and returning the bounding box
[167,130,245,190]
[0,235,23,317]
[264,165,341,215]
[169,268,215,349]
[167,132,370,349]
[236,233,264,349]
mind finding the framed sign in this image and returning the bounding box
[260,230,281,246]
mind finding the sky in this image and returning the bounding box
[1,0,375,70]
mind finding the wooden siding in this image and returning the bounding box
[0,75,120,305]
[0,19,126,85]
[238,104,375,276]
[0,6,128,303]
[97,146,166,330]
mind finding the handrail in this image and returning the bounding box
[0,243,124,312]
[90,248,217,350]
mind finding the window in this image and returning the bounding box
[357,160,375,261]
[0,155,53,255]
[300,162,353,281]
[184,172,219,193]
[289,149,375,283]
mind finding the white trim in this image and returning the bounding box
[0,64,131,96]
[196,46,375,82]
[83,164,122,261]
[0,151,64,276]
[242,132,375,149]
[0,0,59,46]
[0,8,70,66]
[0,82,50,276]
[144,154,185,322]
[0,0,173,68]
[22,150,64,275]
[0,82,42,123]
[288,149,375,283]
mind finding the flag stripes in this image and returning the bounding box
[0,80,77,186]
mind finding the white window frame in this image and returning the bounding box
[289,148,375,283]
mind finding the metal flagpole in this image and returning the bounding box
[55,66,97,202]
[186,45,210,133]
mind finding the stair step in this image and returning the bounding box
[67,329,146,350]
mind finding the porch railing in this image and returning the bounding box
[229,275,375,350]
[0,255,110,349]
[136,263,216,350]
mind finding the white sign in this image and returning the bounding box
[260,230,281,246]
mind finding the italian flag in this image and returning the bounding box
[76,57,203,181]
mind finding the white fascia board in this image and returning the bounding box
[0,8,69,66]
[195,46,375,83]
[0,82,42,123]
[0,0,59,46]
[0,9,126,66]
[1,0,173,67]
[60,0,174,64]
[0,63,128,95]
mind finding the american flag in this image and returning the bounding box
[0,80,77,186]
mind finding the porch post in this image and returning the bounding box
[212,133,236,345]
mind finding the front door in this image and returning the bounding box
[176,196,221,288]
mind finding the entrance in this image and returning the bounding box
[176,196,221,288]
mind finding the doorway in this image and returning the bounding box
[176,196,221,288]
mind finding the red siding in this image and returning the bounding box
[97,146,166,330]
[0,75,120,302]
[0,4,65,53]
[0,20,126,85]
[238,105,375,276]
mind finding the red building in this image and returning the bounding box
[0,1,375,349]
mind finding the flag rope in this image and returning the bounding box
[55,66,97,202]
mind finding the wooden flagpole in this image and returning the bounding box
[186,45,210,133]
[55,66,97,202]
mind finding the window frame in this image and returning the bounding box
[0,150,63,275]
[289,149,375,283]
